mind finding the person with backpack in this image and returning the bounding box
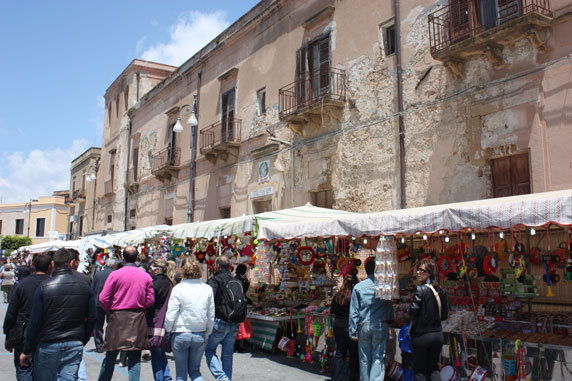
[205,256,247,381]
[165,257,214,381]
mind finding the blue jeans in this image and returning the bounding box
[172,331,206,381]
[13,345,33,381]
[98,350,141,381]
[151,347,173,380]
[357,322,389,381]
[205,319,240,381]
[33,340,83,381]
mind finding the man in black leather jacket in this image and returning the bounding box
[19,248,96,380]
[3,253,52,381]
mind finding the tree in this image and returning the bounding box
[0,235,32,253]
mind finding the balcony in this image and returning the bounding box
[279,68,346,129]
[199,119,241,162]
[103,180,114,196]
[151,147,181,182]
[72,189,86,200]
[428,0,552,78]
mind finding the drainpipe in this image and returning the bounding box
[395,0,407,209]
[136,72,140,102]
[188,70,202,223]
[124,118,132,231]
[91,158,100,232]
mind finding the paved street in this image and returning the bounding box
[0,303,327,380]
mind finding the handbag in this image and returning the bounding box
[147,286,173,352]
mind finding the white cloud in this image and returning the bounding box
[140,11,230,66]
[0,139,89,203]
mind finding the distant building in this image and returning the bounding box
[67,147,101,239]
[0,194,68,245]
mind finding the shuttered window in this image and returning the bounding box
[491,153,531,198]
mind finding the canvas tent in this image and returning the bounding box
[20,239,83,254]
[256,190,572,240]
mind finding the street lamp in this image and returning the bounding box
[173,95,198,223]
[25,198,38,239]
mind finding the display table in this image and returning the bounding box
[246,313,304,352]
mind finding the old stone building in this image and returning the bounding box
[95,0,572,230]
[67,147,101,239]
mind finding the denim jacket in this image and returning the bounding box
[348,275,394,339]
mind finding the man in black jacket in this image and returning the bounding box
[19,248,96,381]
[91,257,116,353]
[3,254,52,381]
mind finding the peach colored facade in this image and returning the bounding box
[0,195,68,245]
[96,0,572,230]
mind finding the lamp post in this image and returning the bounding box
[85,158,100,234]
[173,95,198,223]
[26,198,38,240]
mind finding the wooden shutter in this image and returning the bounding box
[450,0,472,42]
[222,89,235,142]
[296,48,307,107]
[492,153,530,197]
[318,37,330,93]
[492,156,512,198]
[511,153,531,195]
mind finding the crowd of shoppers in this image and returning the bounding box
[2,243,448,381]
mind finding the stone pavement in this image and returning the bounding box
[0,302,328,380]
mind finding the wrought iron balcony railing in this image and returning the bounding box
[279,68,346,119]
[72,189,86,200]
[429,0,552,54]
[151,147,181,173]
[199,119,242,152]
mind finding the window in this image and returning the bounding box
[78,216,83,236]
[0,220,3,234]
[72,176,76,192]
[124,87,129,112]
[82,171,86,191]
[296,35,330,103]
[107,215,113,224]
[256,88,266,116]
[253,200,272,214]
[15,219,24,235]
[220,207,231,219]
[109,151,116,188]
[311,190,334,209]
[165,218,173,226]
[221,89,236,142]
[491,153,531,198]
[382,23,397,56]
[35,218,45,237]
[132,147,139,182]
[130,209,136,218]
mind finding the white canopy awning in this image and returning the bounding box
[107,225,169,247]
[20,239,83,254]
[158,215,255,240]
[257,190,572,240]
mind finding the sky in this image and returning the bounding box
[0,0,259,204]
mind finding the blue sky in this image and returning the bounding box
[0,0,259,203]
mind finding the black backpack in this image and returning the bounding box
[218,277,248,323]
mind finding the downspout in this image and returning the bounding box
[188,70,202,223]
[136,72,140,102]
[395,0,407,209]
[124,118,132,231]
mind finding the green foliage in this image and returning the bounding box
[0,235,32,252]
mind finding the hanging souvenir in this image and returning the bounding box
[374,237,398,300]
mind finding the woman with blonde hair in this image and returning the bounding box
[165,256,214,381]
[408,258,448,381]
[148,258,176,380]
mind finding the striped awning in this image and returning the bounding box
[256,190,572,240]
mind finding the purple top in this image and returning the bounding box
[99,264,154,312]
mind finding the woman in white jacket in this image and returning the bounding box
[165,257,215,381]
